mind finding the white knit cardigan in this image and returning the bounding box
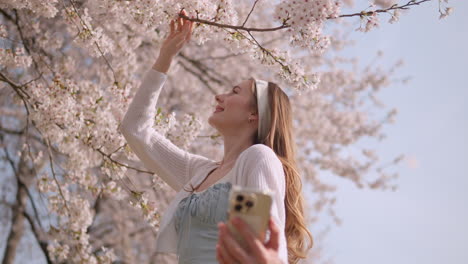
[119,68,288,263]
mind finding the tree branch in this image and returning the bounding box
[23,212,53,264]
[241,0,260,27]
[1,145,28,264]
[176,0,432,31]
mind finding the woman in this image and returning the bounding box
[119,10,312,264]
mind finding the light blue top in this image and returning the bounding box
[174,181,232,264]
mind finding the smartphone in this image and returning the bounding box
[226,185,273,248]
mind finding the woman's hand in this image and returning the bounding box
[153,10,194,73]
[216,217,285,264]
[161,9,194,58]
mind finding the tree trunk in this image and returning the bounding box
[2,185,27,264]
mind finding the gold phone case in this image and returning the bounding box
[226,185,273,248]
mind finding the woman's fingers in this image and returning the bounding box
[266,218,280,251]
[177,10,188,31]
[216,244,226,264]
[231,217,267,261]
[165,10,192,49]
[174,11,191,34]
[187,18,194,42]
[177,13,183,32]
[183,21,192,42]
[169,20,175,36]
[217,223,239,263]
[182,17,190,32]
[219,222,251,262]
[173,20,192,45]
[218,238,237,263]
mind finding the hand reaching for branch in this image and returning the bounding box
[161,10,194,57]
[153,10,194,74]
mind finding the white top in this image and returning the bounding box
[119,68,288,264]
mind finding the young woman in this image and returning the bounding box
[119,10,312,264]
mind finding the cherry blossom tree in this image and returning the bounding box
[0,0,453,263]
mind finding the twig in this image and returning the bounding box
[242,0,260,27]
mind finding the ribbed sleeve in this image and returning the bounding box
[119,68,209,192]
[237,144,288,264]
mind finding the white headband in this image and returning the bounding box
[254,79,271,142]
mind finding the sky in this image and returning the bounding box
[315,1,468,263]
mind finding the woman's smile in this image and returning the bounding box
[214,106,224,113]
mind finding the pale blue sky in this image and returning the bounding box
[316,1,468,263]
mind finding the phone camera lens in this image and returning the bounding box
[235,204,242,211]
[245,201,253,207]
[236,195,244,202]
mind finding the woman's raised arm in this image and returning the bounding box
[119,11,205,192]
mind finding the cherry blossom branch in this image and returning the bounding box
[0,125,67,164]
[1,72,155,179]
[177,0,432,32]
[241,0,260,27]
[20,84,48,233]
[337,0,431,18]
[438,0,453,18]
[0,73,50,224]
[0,8,14,20]
[179,13,288,32]
[1,143,28,264]
[0,72,77,221]
[0,80,154,195]
[0,69,32,102]
[95,147,153,175]
[0,125,23,135]
[24,179,44,230]
[196,36,283,61]
[12,10,52,87]
[44,137,71,214]
[61,0,118,85]
[177,60,218,95]
[86,195,102,235]
[0,9,52,87]
[244,30,291,73]
[23,212,53,264]
[177,52,235,93]
[179,52,227,85]
[197,52,246,61]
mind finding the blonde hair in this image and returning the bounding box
[250,78,313,263]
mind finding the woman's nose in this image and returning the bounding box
[215,94,222,102]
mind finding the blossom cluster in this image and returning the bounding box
[129,191,161,230]
[439,0,454,20]
[60,6,115,57]
[0,0,59,18]
[0,47,32,69]
[274,0,341,52]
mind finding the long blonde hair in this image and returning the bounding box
[250,78,313,263]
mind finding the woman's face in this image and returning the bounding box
[208,79,257,135]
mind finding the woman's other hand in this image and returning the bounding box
[153,9,194,73]
[216,217,285,264]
